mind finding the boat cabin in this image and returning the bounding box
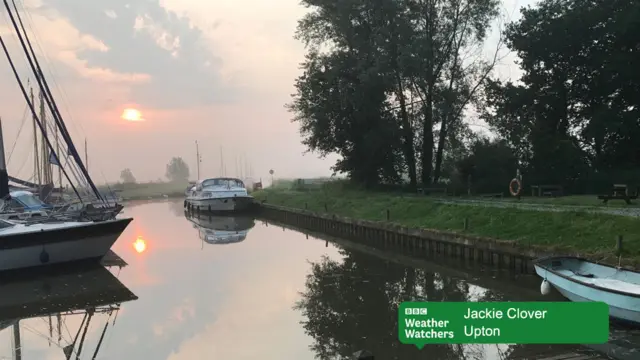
[195,178,246,191]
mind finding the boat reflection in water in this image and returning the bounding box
[184,211,256,245]
[0,254,137,359]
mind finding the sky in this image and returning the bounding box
[0,0,533,184]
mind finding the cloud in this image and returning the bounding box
[31,0,241,108]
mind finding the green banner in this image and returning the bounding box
[398,301,609,347]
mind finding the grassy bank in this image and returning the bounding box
[99,182,187,200]
[253,184,640,264]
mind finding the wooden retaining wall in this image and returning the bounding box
[256,204,585,274]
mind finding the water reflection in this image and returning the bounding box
[295,247,600,360]
[184,211,256,245]
[0,262,137,359]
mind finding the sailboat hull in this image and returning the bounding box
[0,218,132,272]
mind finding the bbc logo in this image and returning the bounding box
[405,307,427,315]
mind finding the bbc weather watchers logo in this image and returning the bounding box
[405,307,428,315]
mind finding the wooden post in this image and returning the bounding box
[386,209,390,220]
[616,235,623,255]
[463,218,469,231]
[617,235,624,267]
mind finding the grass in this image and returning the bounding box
[253,182,640,264]
[482,194,639,208]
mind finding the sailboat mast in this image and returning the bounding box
[195,140,200,180]
[84,138,88,173]
[39,85,51,184]
[0,117,9,200]
[31,87,41,185]
[219,146,224,177]
[56,129,62,188]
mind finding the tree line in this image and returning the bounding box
[119,157,190,184]
[288,0,640,194]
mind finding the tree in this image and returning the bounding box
[481,0,640,193]
[165,157,190,183]
[290,0,503,187]
[120,168,136,184]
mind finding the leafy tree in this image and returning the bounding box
[482,0,640,192]
[290,0,502,187]
[454,138,518,194]
[165,157,190,183]
[119,168,136,184]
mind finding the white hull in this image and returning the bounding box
[186,196,253,212]
[534,260,640,324]
[0,232,120,272]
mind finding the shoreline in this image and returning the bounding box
[252,188,640,269]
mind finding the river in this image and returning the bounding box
[0,199,637,359]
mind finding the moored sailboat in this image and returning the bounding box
[0,0,133,271]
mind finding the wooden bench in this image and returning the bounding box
[417,187,447,195]
[530,184,563,197]
[598,184,638,204]
[479,192,503,198]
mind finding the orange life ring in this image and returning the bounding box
[509,178,522,196]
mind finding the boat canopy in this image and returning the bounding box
[198,177,245,188]
[10,190,50,210]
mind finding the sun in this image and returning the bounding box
[133,236,146,253]
[121,108,143,121]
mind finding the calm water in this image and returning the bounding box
[0,199,638,359]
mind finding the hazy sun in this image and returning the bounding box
[121,108,143,121]
[133,236,146,253]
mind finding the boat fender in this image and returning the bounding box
[540,279,551,295]
[40,248,50,264]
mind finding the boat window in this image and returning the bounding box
[14,194,45,208]
[8,199,24,210]
[200,179,245,188]
[202,179,222,187]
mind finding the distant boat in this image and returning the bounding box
[534,256,640,324]
[185,177,254,213]
[0,190,124,222]
[184,211,255,245]
[185,181,196,196]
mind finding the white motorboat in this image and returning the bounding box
[185,177,254,213]
[534,256,640,325]
[0,217,132,272]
